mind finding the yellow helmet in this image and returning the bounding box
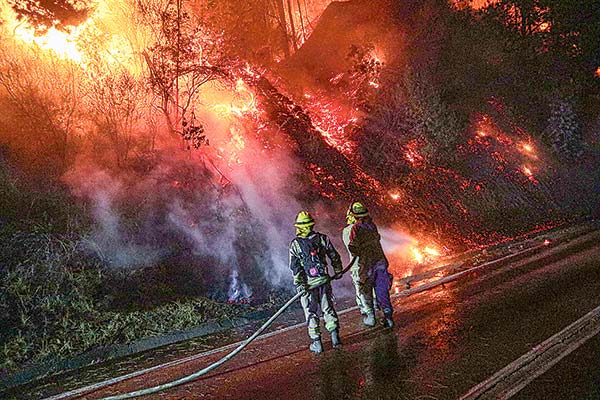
[294,211,315,227]
[348,202,369,218]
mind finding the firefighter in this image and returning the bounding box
[344,202,394,328]
[289,211,343,353]
[343,206,376,327]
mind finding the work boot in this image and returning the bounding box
[382,317,394,328]
[309,338,323,354]
[362,312,376,327]
[382,308,394,328]
[331,329,342,348]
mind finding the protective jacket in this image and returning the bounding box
[289,232,342,287]
[347,216,393,319]
[347,217,387,268]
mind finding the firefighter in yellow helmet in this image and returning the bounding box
[343,202,394,328]
[343,204,376,327]
[289,211,343,353]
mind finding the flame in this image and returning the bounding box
[12,23,85,63]
[411,244,441,264]
[404,140,424,167]
[213,79,257,118]
[522,143,533,153]
[595,67,600,78]
[519,142,538,159]
[423,246,440,257]
[522,165,538,183]
[412,248,424,264]
[3,1,147,76]
[389,190,401,201]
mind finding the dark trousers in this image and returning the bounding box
[370,260,393,317]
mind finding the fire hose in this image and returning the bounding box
[99,256,357,400]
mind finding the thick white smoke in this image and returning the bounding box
[62,80,311,301]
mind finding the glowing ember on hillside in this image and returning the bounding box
[519,142,538,159]
[404,140,424,167]
[423,247,440,257]
[303,93,359,157]
[389,190,401,201]
[539,22,550,32]
[521,165,538,183]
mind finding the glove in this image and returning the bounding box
[296,283,309,294]
[293,273,309,293]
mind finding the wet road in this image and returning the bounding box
[64,229,600,400]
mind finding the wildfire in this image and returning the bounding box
[3,1,148,76]
[423,247,440,257]
[11,21,85,63]
[412,247,424,264]
[302,93,358,157]
[519,141,538,159]
[213,79,258,118]
[411,244,441,265]
[521,165,538,183]
[388,190,401,201]
[404,140,424,167]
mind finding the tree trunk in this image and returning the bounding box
[273,0,291,57]
[286,0,298,51]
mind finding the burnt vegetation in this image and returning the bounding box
[0,0,599,377]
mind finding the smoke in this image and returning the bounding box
[59,78,313,301]
[0,0,409,302]
[379,226,414,277]
[64,165,164,268]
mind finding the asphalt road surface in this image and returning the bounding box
[19,229,600,400]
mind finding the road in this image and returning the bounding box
[40,228,598,400]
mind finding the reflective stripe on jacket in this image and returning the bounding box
[289,232,342,285]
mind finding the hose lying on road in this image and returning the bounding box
[99,257,357,400]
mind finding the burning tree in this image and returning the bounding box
[0,0,599,377]
[139,0,225,143]
[0,38,83,174]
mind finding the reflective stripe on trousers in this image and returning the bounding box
[300,283,339,339]
[351,266,375,315]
